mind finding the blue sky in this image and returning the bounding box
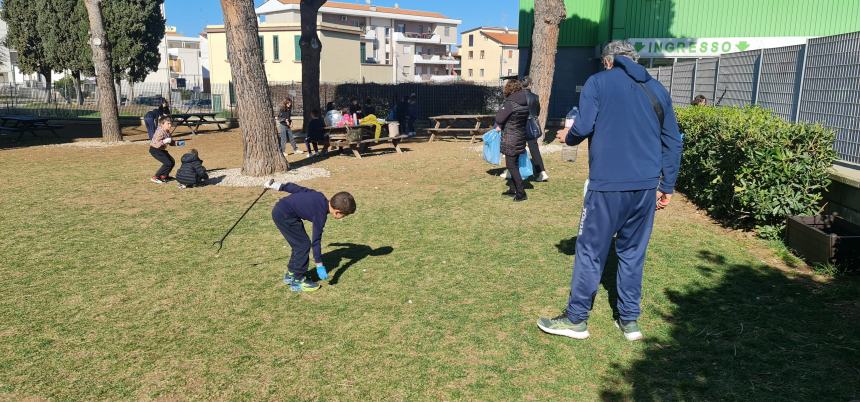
[165,0,519,43]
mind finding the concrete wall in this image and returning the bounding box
[360,63,393,83]
[320,30,362,83]
[825,168,860,225]
[207,24,363,85]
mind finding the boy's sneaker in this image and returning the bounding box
[615,319,643,341]
[537,313,589,339]
[499,170,511,179]
[283,271,297,286]
[177,183,187,189]
[294,149,305,154]
[535,171,550,182]
[289,277,320,293]
[151,176,165,184]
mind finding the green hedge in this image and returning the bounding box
[676,106,837,237]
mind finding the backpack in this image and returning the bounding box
[525,91,542,140]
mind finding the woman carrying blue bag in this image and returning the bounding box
[494,79,530,202]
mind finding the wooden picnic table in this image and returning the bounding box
[0,115,63,142]
[171,112,228,135]
[324,123,407,159]
[427,114,496,143]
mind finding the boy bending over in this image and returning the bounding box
[265,180,356,292]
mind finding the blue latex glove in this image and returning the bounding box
[316,265,328,280]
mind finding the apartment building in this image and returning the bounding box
[141,27,207,91]
[459,27,519,83]
[206,0,461,85]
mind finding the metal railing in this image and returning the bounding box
[647,31,860,166]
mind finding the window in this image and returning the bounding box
[468,34,473,46]
[397,23,406,33]
[294,35,301,61]
[468,51,473,60]
[385,51,390,64]
[341,15,348,22]
[445,26,450,36]
[480,50,485,59]
[258,36,264,62]
[418,24,424,33]
[480,69,484,77]
[468,69,473,77]
[360,42,366,63]
[403,45,411,55]
[508,68,512,75]
[508,50,513,58]
[273,35,280,61]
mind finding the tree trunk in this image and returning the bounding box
[300,0,326,132]
[72,71,84,105]
[115,78,123,107]
[84,0,121,142]
[40,68,53,104]
[220,0,288,176]
[128,78,135,106]
[529,0,566,132]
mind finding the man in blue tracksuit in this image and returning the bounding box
[537,41,683,341]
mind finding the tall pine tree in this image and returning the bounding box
[2,0,56,102]
[40,0,93,105]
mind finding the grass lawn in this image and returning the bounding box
[1,128,858,400]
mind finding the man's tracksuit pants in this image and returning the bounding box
[565,188,656,323]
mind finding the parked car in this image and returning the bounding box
[135,95,165,106]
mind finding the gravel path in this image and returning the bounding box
[208,167,331,188]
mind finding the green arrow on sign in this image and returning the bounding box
[736,41,751,51]
[634,42,646,52]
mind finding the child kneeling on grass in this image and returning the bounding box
[265,179,356,292]
[176,149,209,189]
[149,116,176,184]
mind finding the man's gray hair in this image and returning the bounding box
[602,40,640,64]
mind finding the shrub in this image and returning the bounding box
[676,106,837,237]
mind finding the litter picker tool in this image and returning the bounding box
[212,187,269,254]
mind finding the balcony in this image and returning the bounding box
[413,54,458,65]
[363,28,376,40]
[394,32,440,44]
[413,74,459,83]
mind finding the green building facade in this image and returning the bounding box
[518,0,860,117]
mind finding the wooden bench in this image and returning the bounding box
[427,115,495,143]
[326,124,407,159]
[425,128,487,143]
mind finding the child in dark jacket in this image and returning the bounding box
[265,179,356,292]
[305,109,327,157]
[176,149,209,189]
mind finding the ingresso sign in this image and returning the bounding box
[629,37,813,58]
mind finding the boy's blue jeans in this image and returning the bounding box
[565,189,656,323]
[272,210,310,279]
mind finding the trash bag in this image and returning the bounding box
[518,152,533,179]
[482,129,501,165]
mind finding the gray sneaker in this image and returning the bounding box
[615,319,643,341]
[537,313,589,339]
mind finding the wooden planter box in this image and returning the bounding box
[786,215,860,269]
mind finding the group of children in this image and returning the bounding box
[145,100,355,293]
[147,112,209,188]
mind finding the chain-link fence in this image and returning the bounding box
[0,78,503,130]
[646,31,860,166]
[0,80,234,119]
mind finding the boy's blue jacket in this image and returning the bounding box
[566,56,683,194]
[273,183,328,264]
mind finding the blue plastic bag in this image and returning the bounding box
[482,129,501,165]
[518,152,533,179]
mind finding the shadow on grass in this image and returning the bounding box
[316,243,394,284]
[600,250,860,401]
